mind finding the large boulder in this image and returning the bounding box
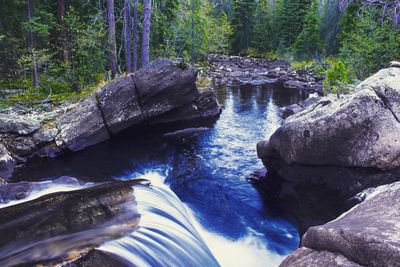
[132,59,199,119]
[258,67,400,170]
[0,144,16,178]
[95,75,143,134]
[282,182,400,267]
[56,96,110,152]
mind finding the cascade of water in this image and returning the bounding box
[100,172,220,267]
[101,171,288,267]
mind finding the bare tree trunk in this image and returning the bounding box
[191,0,195,65]
[57,0,70,63]
[142,0,152,67]
[133,0,139,71]
[107,0,118,78]
[27,0,39,88]
[124,0,133,73]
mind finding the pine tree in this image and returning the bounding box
[252,0,273,52]
[231,0,256,53]
[275,0,311,50]
[293,0,323,59]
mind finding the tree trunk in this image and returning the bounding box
[27,0,39,88]
[107,0,118,78]
[57,0,69,63]
[123,0,133,73]
[142,0,152,67]
[133,0,139,71]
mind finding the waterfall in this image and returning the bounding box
[100,172,220,267]
[100,171,287,267]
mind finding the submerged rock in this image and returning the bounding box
[282,182,400,267]
[163,127,210,143]
[0,179,145,266]
[258,67,400,170]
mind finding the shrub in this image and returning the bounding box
[323,60,350,97]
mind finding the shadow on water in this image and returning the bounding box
[13,84,308,264]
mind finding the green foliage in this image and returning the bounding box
[323,60,350,96]
[61,7,107,90]
[252,0,273,52]
[275,0,311,50]
[293,0,323,60]
[231,0,256,53]
[339,6,400,79]
[151,0,232,61]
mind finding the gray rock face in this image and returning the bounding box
[280,247,361,267]
[258,67,400,170]
[96,75,143,134]
[132,59,199,119]
[149,88,221,125]
[0,144,16,178]
[56,96,110,152]
[292,182,400,267]
[0,115,40,135]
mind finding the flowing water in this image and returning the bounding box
[8,84,308,266]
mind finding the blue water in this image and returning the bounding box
[16,84,307,266]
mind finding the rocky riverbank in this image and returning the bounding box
[0,59,221,179]
[207,55,323,94]
[256,65,400,266]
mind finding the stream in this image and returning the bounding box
[8,84,308,266]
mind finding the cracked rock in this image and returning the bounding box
[56,96,110,152]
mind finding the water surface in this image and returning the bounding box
[14,84,308,266]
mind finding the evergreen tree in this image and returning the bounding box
[252,0,273,52]
[320,0,341,55]
[340,5,400,79]
[293,0,323,59]
[231,0,256,53]
[275,0,311,50]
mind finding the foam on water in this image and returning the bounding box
[100,171,289,267]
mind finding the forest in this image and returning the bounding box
[1,0,400,104]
